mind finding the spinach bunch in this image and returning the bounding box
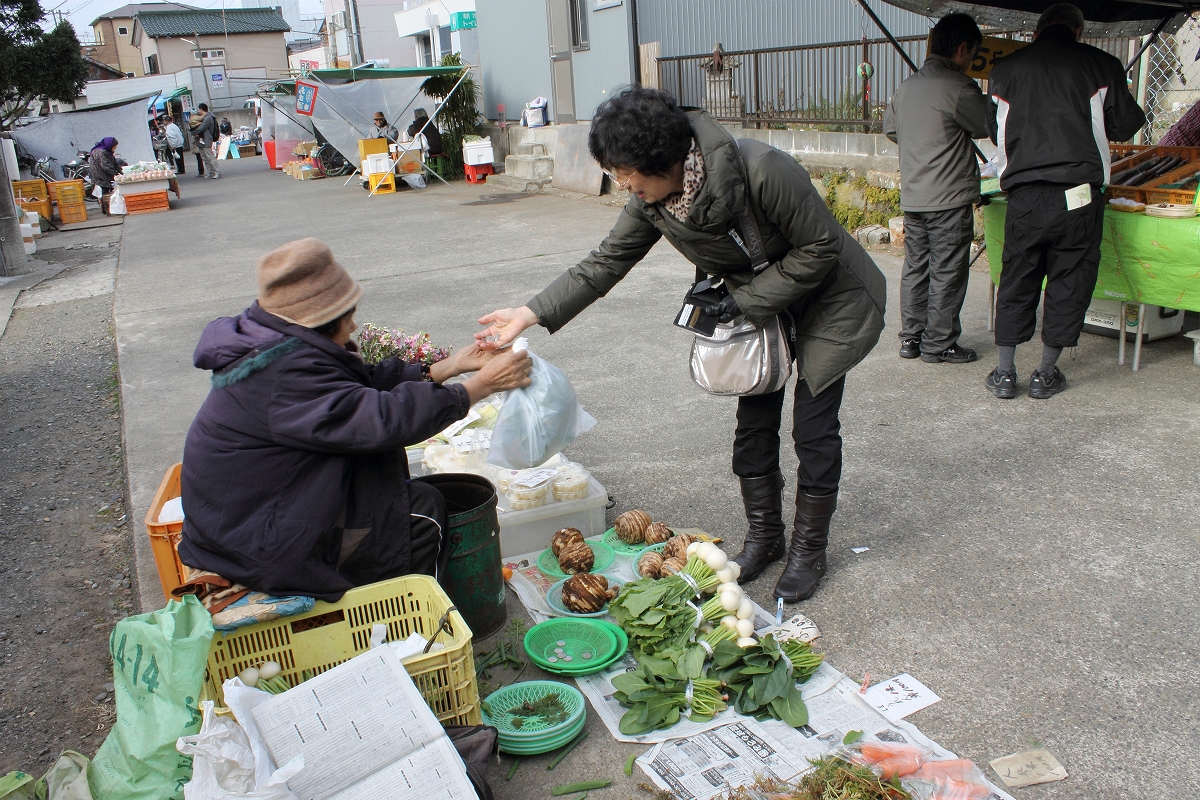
[711,634,811,728]
[610,654,727,735]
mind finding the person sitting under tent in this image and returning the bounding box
[407,108,444,156]
[372,111,399,143]
[177,238,532,601]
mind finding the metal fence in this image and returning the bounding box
[654,31,1173,133]
[656,35,926,131]
[1138,17,1200,143]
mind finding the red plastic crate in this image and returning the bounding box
[464,163,494,184]
[124,190,170,214]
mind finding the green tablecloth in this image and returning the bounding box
[982,197,1200,312]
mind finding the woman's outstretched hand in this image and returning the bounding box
[434,342,494,380]
[476,306,539,349]
[462,348,533,404]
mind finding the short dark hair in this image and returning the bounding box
[314,306,356,336]
[929,13,982,58]
[588,87,693,177]
[198,103,209,111]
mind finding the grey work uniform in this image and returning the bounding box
[883,55,991,355]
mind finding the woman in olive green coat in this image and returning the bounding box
[478,88,886,602]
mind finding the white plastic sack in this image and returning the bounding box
[401,173,426,189]
[108,187,126,216]
[487,341,595,469]
[176,701,302,800]
[158,496,184,524]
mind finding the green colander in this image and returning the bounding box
[523,618,619,671]
[601,527,648,556]
[536,540,615,579]
[481,681,587,754]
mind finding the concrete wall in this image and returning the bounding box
[475,0,552,121]
[153,33,289,75]
[357,0,421,67]
[569,1,635,120]
[89,21,124,74]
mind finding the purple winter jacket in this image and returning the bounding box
[178,302,470,600]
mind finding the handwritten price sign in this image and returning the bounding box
[966,36,1028,79]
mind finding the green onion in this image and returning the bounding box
[546,730,588,770]
[551,779,610,795]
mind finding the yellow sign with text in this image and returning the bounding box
[925,34,1028,80]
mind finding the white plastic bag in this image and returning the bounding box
[488,340,595,469]
[108,187,126,215]
[401,173,426,189]
[176,700,302,800]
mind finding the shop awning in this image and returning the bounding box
[309,65,462,82]
[875,0,1196,36]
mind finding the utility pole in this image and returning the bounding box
[0,144,29,276]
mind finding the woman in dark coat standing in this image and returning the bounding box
[477,88,886,603]
[87,137,123,214]
[179,238,532,600]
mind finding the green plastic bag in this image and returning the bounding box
[87,596,214,800]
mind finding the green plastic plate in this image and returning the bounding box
[523,618,619,672]
[536,540,615,579]
[545,577,623,618]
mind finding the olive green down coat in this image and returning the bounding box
[527,111,887,395]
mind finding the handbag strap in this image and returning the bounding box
[729,141,770,275]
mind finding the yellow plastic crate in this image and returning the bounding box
[204,574,480,725]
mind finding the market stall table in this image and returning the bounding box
[983,196,1200,370]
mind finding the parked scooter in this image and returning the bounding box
[61,149,90,181]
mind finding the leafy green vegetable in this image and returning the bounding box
[843,729,864,745]
[711,634,815,729]
[611,657,727,735]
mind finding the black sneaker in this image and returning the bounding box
[986,368,1017,399]
[921,344,978,364]
[1028,367,1067,399]
[899,338,920,359]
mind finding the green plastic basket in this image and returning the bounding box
[497,717,585,754]
[523,618,619,672]
[481,680,586,738]
[545,577,623,618]
[601,527,648,556]
[537,540,615,579]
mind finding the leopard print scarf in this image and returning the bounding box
[662,139,704,222]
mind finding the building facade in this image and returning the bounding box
[90,2,199,77]
[131,8,290,82]
[474,0,931,123]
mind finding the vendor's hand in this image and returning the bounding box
[462,348,532,404]
[476,306,539,349]
[703,295,742,324]
[430,342,494,382]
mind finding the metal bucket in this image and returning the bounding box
[424,473,507,639]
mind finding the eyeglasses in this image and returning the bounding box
[603,169,637,189]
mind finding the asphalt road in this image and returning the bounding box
[114,158,1200,798]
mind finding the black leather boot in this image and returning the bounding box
[731,471,786,583]
[774,490,838,602]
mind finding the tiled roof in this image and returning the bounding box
[135,8,291,37]
[92,3,198,24]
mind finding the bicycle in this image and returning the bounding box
[33,156,59,184]
[315,143,354,177]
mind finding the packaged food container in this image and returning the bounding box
[422,444,455,474]
[505,469,554,509]
[552,463,591,501]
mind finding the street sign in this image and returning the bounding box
[295,81,318,116]
[209,71,224,86]
[450,11,476,31]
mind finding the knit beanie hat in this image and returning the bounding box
[257,238,363,328]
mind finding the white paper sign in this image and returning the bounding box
[863,673,941,722]
[1065,183,1092,210]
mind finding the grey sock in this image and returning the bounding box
[997,345,1016,373]
[1039,346,1062,375]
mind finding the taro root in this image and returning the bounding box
[556,540,595,574]
[643,521,672,545]
[551,527,584,558]
[561,573,611,614]
[662,532,694,561]
[660,555,686,576]
[614,510,652,544]
[637,550,664,579]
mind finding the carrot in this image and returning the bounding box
[502,566,513,580]
[859,742,923,764]
[912,759,977,782]
[874,754,922,779]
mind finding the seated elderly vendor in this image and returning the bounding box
[178,238,531,600]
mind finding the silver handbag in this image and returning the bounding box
[690,314,792,395]
[688,199,793,396]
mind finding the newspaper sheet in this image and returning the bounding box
[636,677,1015,800]
[250,648,476,800]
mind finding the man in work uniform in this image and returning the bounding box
[884,13,991,364]
[986,2,1144,398]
